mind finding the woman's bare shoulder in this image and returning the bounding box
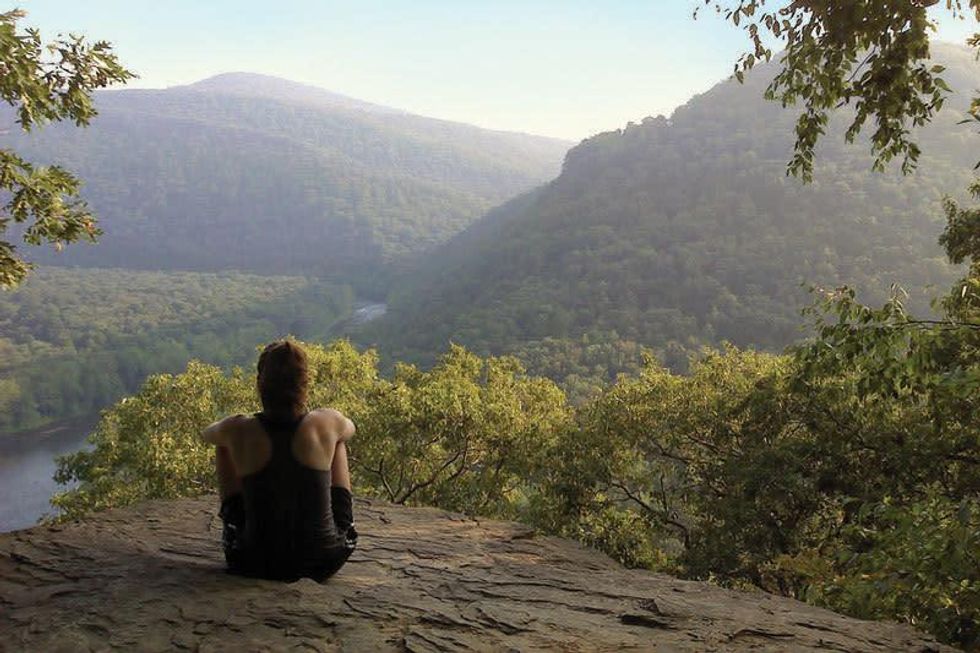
[202,413,253,444]
[306,408,355,440]
[308,407,347,420]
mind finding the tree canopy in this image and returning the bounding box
[51,337,979,647]
[700,0,980,180]
[0,9,133,287]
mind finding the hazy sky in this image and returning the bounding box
[16,1,980,141]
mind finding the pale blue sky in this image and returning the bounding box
[15,1,980,140]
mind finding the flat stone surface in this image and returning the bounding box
[0,496,951,652]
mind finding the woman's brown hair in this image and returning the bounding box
[256,340,309,419]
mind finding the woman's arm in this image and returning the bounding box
[202,415,247,499]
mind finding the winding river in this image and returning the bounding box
[0,417,96,532]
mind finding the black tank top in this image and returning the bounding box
[239,412,343,579]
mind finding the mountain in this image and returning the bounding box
[364,43,979,367]
[4,73,570,290]
[176,72,405,114]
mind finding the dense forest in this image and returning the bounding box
[4,73,569,293]
[363,43,978,366]
[0,268,353,433]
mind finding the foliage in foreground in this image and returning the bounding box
[0,9,133,287]
[52,341,570,522]
[54,327,978,648]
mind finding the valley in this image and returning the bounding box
[2,5,978,647]
[0,286,389,533]
[5,52,977,519]
[1,71,571,438]
[5,73,569,293]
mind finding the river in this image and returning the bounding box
[0,417,97,532]
[350,301,387,325]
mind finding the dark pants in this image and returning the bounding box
[220,487,358,581]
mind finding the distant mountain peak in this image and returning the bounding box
[178,72,403,115]
[187,71,285,86]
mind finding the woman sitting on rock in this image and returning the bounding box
[202,339,357,581]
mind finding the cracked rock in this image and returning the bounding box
[0,496,954,652]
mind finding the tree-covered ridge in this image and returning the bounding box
[175,73,573,199]
[3,74,569,289]
[365,44,978,364]
[0,268,354,433]
[0,267,309,370]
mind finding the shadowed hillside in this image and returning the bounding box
[4,73,569,290]
[365,43,978,367]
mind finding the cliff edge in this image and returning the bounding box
[0,496,952,652]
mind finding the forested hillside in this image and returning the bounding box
[365,43,978,366]
[4,73,569,291]
[0,268,353,432]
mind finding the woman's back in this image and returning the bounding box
[216,410,355,581]
[238,413,343,579]
[203,340,356,582]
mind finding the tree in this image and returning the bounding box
[0,9,133,288]
[698,0,980,482]
[352,345,569,515]
[699,0,979,181]
[693,3,980,645]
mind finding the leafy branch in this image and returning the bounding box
[0,9,134,287]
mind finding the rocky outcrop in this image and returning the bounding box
[0,496,951,652]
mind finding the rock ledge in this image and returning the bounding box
[0,496,951,651]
